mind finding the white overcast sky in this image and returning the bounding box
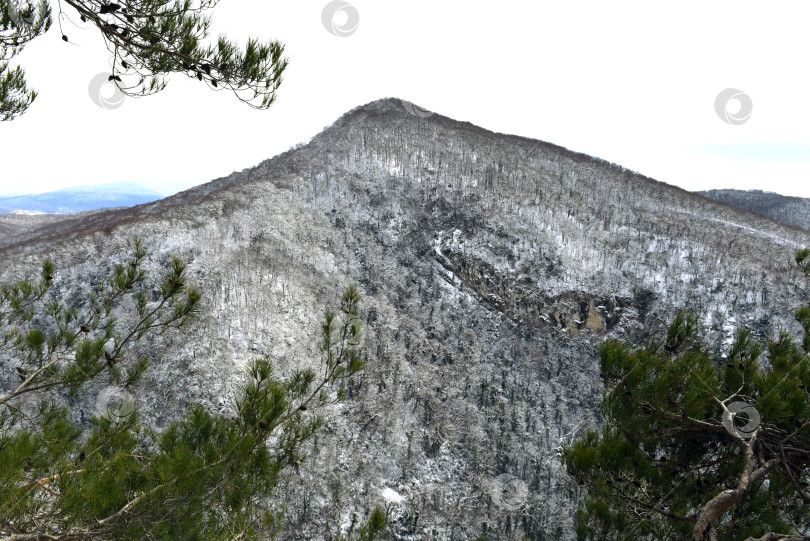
[0,1,808,197]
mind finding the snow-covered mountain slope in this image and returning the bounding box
[1,98,809,540]
[700,188,810,232]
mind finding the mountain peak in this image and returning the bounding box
[2,99,805,254]
[349,97,435,115]
[2,97,809,540]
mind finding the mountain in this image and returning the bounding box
[0,209,116,247]
[0,182,163,214]
[2,98,809,540]
[699,188,810,231]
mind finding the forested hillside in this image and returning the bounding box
[2,99,808,540]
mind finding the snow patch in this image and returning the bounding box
[381,487,403,503]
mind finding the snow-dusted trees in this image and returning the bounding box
[563,252,810,541]
[0,240,384,540]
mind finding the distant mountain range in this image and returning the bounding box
[3,179,808,236]
[699,189,810,232]
[0,182,163,214]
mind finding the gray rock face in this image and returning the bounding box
[1,98,809,540]
[699,189,810,232]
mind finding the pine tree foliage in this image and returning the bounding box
[1,237,201,406]
[563,252,810,541]
[0,241,382,540]
[0,0,51,119]
[336,507,387,541]
[0,0,287,120]
[0,61,36,120]
[1,0,50,57]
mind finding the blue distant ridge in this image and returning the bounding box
[0,182,164,214]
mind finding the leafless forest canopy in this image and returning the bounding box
[1,98,808,540]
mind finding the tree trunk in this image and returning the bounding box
[691,453,780,541]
